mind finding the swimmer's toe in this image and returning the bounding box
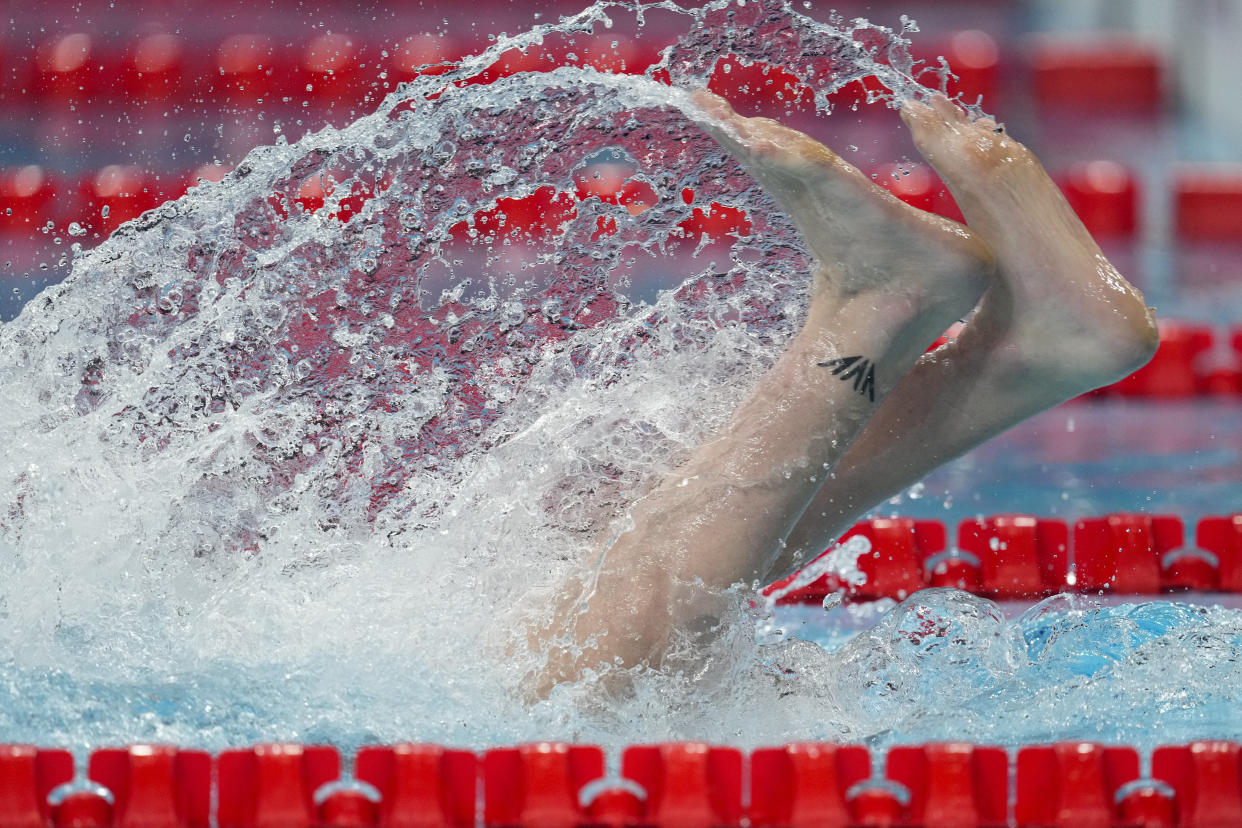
[690,88,730,116]
[899,98,937,132]
[930,93,968,125]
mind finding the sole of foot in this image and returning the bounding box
[901,94,1158,391]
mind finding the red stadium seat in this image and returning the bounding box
[216,744,341,828]
[885,743,1008,828]
[88,745,211,828]
[34,33,98,101]
[621,743,743,828]
[958,515,1070,597]
[483,743,604,827]
[1015,743,1141,827]
[1030,37,1162,115]
[1106,320,1214,398]
[354,743,476,828]
[1058,161,1140,239]
[1072,513,1182,594]
[124,33,186,104]
[0,745,75,828]
[1175,166,1242,242]
[749,743,870,828]
[1195,515,1242,592]
[1151,741,1242,828]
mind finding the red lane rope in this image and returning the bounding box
[4,741,1240,827]
[765,512,1242,605]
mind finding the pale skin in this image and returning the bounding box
[527,91,1159,693]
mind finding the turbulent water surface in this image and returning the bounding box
[1,0,1239,752]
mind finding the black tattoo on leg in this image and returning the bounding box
[818,355,876,402]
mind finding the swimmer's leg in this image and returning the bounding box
[531,93,995,691]
[771,96,1158,577]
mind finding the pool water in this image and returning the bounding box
[895,398,1242,523]
[2,398,1238,753]
[0,0,1239,755]
[757,398,1242,750]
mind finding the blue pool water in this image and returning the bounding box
[773,593,1242,751]
[2,398,1239,753]
[758,398,1242,750]
[887,398,1242,523]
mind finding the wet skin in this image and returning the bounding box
[525,90,1158,694]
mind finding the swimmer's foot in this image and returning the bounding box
[690,89,993,345]
[902,95,1158,394]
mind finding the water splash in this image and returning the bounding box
[3,0,1233,752]
[758,590,1242,749]
[763,533,870,607]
